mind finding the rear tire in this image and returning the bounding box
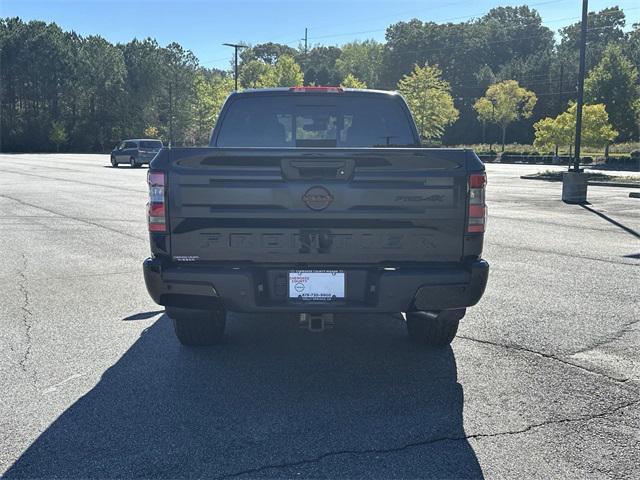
[406,309,464,347]
[167,305,226,346]
[130,156,140,168]
[111,155,118,167]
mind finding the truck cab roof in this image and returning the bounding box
[230,87,401,97]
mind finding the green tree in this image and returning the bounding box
[382,19,485,90]
[239,60,275,88]
[534,103,617,154]
[533,116,572,155]
[473,96,494,147]
[477,6,554,70]
[190,73,217,145]
[626,23,640,73]
[210,75,235,127]
[240,42,297,65]
[190,73,234,144]
[0,19,226,152]
[575,103,618,149]
[397,64,458,142]
[300,46,342,86]
[382,6,552,144]
[242,55,303,88]
[273,55,303,87]
[119,38,166,140]
[585,44,639,141]
[160,43,199,146]
[340,73,367,89]
[335,40,383,87]
[49,120,67,151]
[559,7,626,72]
[5,9,638,152]
[0,18,79,151]
[533,117,556,154]
[76,35,127,151]
[474,67,496,144]
[474,80,537,151]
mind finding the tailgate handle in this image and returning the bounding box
[282,159,354,180]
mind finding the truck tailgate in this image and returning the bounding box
[167,148,470,264]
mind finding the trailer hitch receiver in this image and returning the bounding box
[299,313,334,332]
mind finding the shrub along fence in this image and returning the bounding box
[477,153,639,170]
[604,155,640,170]
[478,154,570,164]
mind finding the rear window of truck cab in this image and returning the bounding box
[215,94,417,148]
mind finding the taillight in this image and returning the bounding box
[467,173,486,233]
[147,170,166,232]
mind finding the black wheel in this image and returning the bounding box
[111,155,118,167]
[405,309,465,347]
[167,305,227,346]
[130,156,140,168]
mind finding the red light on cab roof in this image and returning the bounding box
[290,86,343,93]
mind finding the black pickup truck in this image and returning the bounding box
[143,87,489,346]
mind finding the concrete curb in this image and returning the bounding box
[520,175,639,189]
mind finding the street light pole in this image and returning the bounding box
[168,82,173,148]
[572,0,588,172]
[562,0,589,203]
[223,43,248,91]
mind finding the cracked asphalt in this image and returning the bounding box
[1,154,639,479]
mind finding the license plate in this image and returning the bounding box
[289,270,345,301]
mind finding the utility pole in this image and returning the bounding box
[301,28,308,54]
[572,0,588,172]
[223,43,247,91]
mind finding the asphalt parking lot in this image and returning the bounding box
[1,154,638,479]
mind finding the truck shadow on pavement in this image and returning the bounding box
[579,204,640,240]
[5,313,483,479]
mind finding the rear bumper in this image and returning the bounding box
[143,258,489,313]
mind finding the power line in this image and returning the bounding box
[306,0,575,41]
[199,0,636,66]
[201,21,626,68]
[305,3,638,42]
[199,5,637,69]
[200,56,233,66]
[259,0,534,46]
[382,30,585,61]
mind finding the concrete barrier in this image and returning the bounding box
[562,171,588,204]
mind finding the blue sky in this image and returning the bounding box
[3,0,639,70]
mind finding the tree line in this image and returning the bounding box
[1,5,639,153]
